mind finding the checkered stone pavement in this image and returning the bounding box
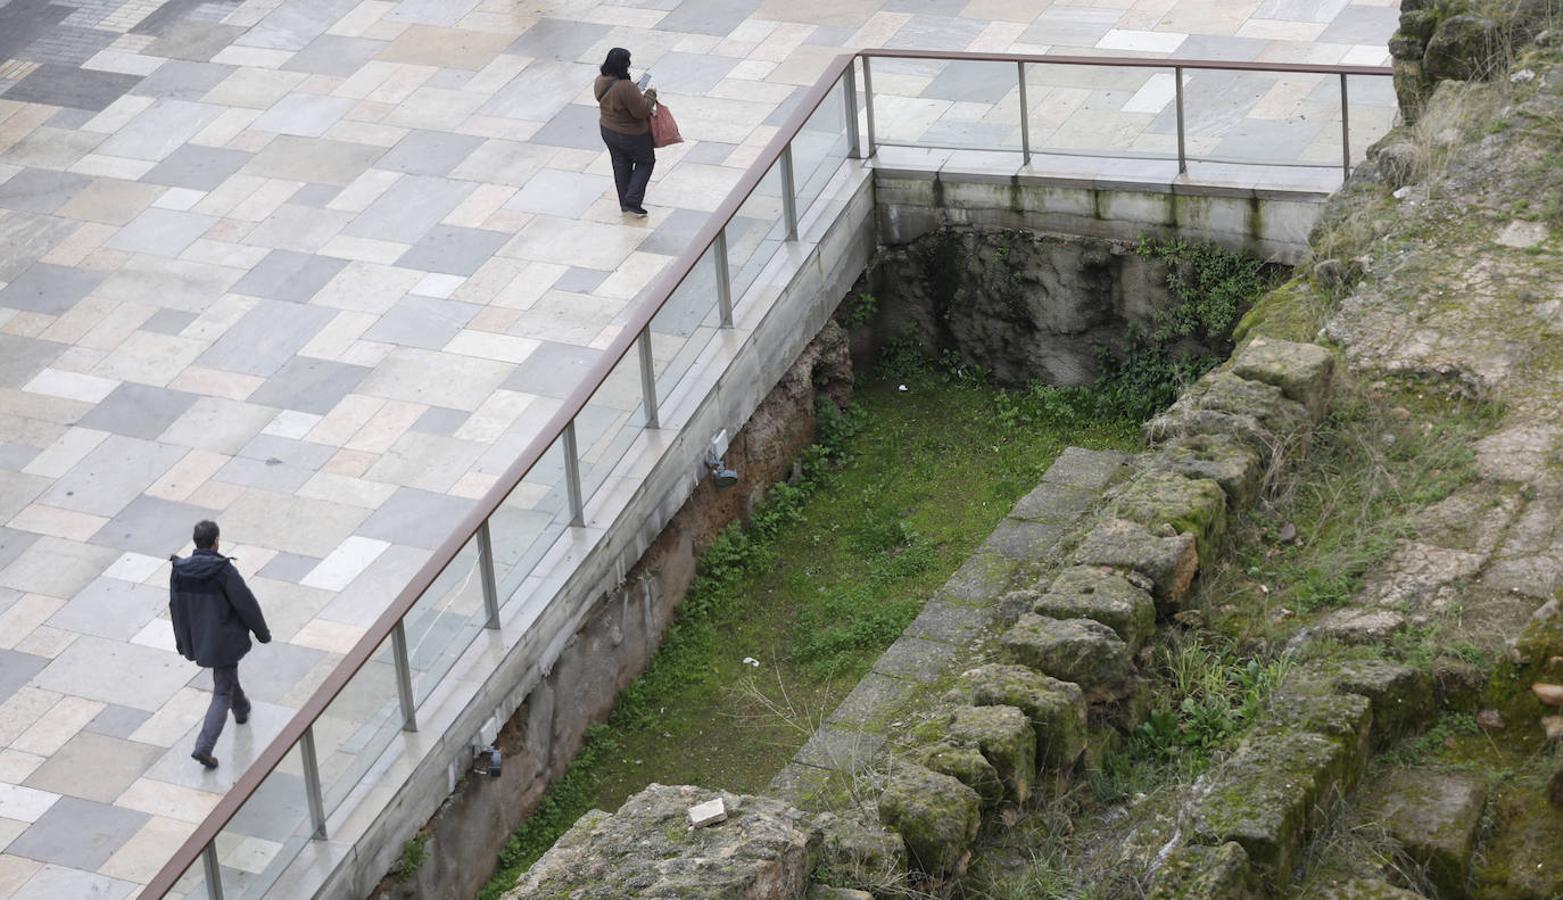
[0,0,1399,895]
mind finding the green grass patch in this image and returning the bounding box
[477,361,1139,899]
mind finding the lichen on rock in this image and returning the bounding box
[1031,565,1157,652]
[999,614,1131,701]
[876,762,982,878]
[1072,518,1199,612]
[1146,841,1259,899]
[949,663,1087,772]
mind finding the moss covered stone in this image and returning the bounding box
[1112,471,1228,568]
[877,762,982,877]
[1424,14,1502,82]
[951,663,1087,772]
[1230,338,1335,420]
[1145,371,1311,462]
[1146,842,1259,900]
[922,742,1004,809]
[948,705,1035,805]
[1032,565,1156,652]
[1072,518,1199,613]
[1473,789,1563,898]
[1367,771,1487,900]
[1149,432,1264,508]
[1258,691,1373,791]
[810,811,907,894]
[999,614,1130,701]
[1190,731,1352,884]
[1333,660,1437,747]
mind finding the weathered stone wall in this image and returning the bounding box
[370,323,852,900]
[862,228,1190,386]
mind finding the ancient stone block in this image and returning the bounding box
[1331,660,1437,746]
[1146,841,1259,899]
[1031,565,1156,652]
[1231,338,1335,419]
[999,614,1130,701]
[1112,470,1228,564]
[811,811,907,893]
[1144,372,1310,462]
[1259,691,1373,791]
[1431,657,1485,714]
[922,742,1004,809]
[948,705,1036,804]
[808,887,873,900]
[1072,518,1199,612]
[1190,731,1352,883]
[1369,771,1488,900]
[877,762,982,877]
[1316,879,1427,899]
[951,663,1087,772]
[1475,791,1563,898]
[1149,432,1264,508]
[506,784,819,899]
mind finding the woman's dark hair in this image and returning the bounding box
[600,47,631,80]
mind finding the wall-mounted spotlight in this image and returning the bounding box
[705,451,739,488]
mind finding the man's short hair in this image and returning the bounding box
[193,520,220,550]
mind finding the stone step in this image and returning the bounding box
[1360,770,1488,900]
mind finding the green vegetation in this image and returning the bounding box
[392,833,428,883]
[478,359,1140,899]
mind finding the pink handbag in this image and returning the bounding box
[649,103,683,149]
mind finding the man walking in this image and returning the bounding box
[170,520,270,770]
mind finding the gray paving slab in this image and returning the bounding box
[657,0,761,36]
[246,357,371,415]
[505,167,613,217]
[229,249,348,303]
[505,18,611,59]
[83,704,154,741]
[39,435,189,518]
[76,383,202,441]
[9,864,136,900]
[157,397,278,455]
[394,224,512,276]
[24,733,163,804]
[104,208,219,257]
[0,649,48,706]
[139,308,199,335]
[355,487,474,550]
[529,103,609,151]
[130,60,237,101]
[479,60,596,121]
[89,494,220,556]
[0,262,106,316]
[0,536,120,599]
[96,99,226,161]
[6,796,149,870]
[258,552,321,583]
[2,64,140,112]
[0,334,63,388]
[198,300,337,377]
[1319,4,1399,42]
[140,144,254,191]
[0,441,41,471]
[362,294,480,350]
[47,576,167,641]
[0,168,92,215]
[0,213,80,281]
[243,135,385,186]
[375,130,487,177]
[502,340,601,399]
[144,19,246,61]
[54,178,162,226]
[341,174,476,244]
[281,34,388,76]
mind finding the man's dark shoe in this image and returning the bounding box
[622,205,649,217]
[192,751,219,770]
[234,710,249,725]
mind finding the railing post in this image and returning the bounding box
[562,420,584,526]
[300,725,328,840]
[476,521,499,629]
[1174,66,1187,175]
[862,55,876,157]
[391,622,417,733]
[713,229,733,327]
[637,328,659,429]
[1016,60,1031,166]
[779,144,798,241]
[843,61,861,160]
[1339,73,1351,179]
[202,841,224,900]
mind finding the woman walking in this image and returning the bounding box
[595,47,657,217]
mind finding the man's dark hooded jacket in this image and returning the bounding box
[169,549,270,668]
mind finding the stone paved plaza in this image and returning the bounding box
[0,0,1397,896]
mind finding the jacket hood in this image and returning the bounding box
[172,550,230,582]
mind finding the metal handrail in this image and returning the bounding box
[143,49,1391,898]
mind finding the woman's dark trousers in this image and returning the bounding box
[601,126,655,209]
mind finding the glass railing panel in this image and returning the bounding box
[213,743,313,898]
[402,533,489,705]
[649,243,722,401]
[170,854,214,899]
[727,161,787,302]
[490,432,569,598]
[313,638,404,815]
[792,74,850,218]
[576,348,648,504]
[1022,62,1167,160]
[874,58,1025,151]
[1344,71,1398,165]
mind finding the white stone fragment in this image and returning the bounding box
[687,797,727,828]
